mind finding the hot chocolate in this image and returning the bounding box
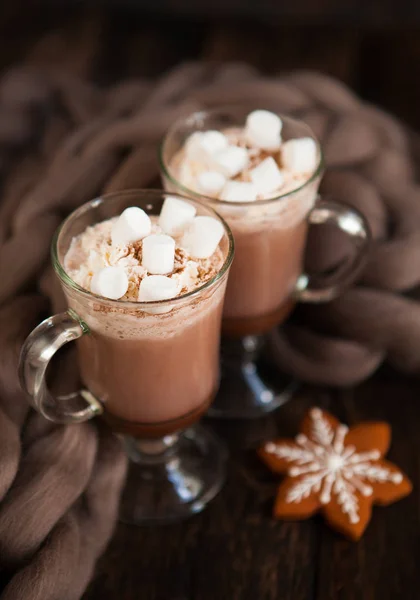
[19,190,235,522]
[162,110,322,336]
[63,197,231,437]
[160,111,369,420]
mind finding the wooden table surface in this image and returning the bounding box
[84,370,420,600]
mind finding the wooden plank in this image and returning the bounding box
[315,375,420,600]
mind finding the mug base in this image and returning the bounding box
[119,425,226,524]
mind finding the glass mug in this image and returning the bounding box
[19,190,234,523]
[159,107,371,418]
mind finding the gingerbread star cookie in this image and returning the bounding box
[258,408,412,541]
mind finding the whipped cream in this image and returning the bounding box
[64,216,223,301]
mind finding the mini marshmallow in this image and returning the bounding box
[185,132,202,160]
[247,110,282,135]
[159,196,197,235]
[197,171,227,196]
[198,130,229,154]
[142,234,175,274]
[182,216,224,259]
[179,158,195,186]
[281,137,318,173]
[111,206,151,247]
[139,275,179,304]
[244,109,282,151]
[185,130,228,161]
[221,180,258,202]
[249,156,284,194]
[90,266,128,300]
[212,145,249,178]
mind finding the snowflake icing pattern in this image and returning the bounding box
[259,408,412,540]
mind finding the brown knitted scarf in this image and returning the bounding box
[0,63,419,599]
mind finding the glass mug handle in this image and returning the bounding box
[295,200,370,302]
[19,310,103,424]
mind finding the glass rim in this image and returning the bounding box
[51,189,235,308]
[158,106,325,207]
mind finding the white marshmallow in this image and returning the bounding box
[185,130,228,161]
[185,132,202,160]
[245,129,281,152]
[247,110,282,135]
[139,275,179,313]
[90,266,128,300]
[249,156,284,194]
[111,206,151,247]
[159,196,196,235]
[178,158,197,190]
[198,130,228,155]
[244,109,282,151]
[212,146,249,177]
[182,216,224,259]
[197,171,227,196]
[281,137,318,173]
[142,234,175,274]
[221,180,258,202]
[139,275,179,301]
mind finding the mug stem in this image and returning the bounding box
[123,434,180,463]
[207,335,298,419]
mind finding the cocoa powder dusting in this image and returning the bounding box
[196,248,223,284]
[173,247,188,273]
[131,239,143,262]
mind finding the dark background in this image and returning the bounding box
[1,0,420,130]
